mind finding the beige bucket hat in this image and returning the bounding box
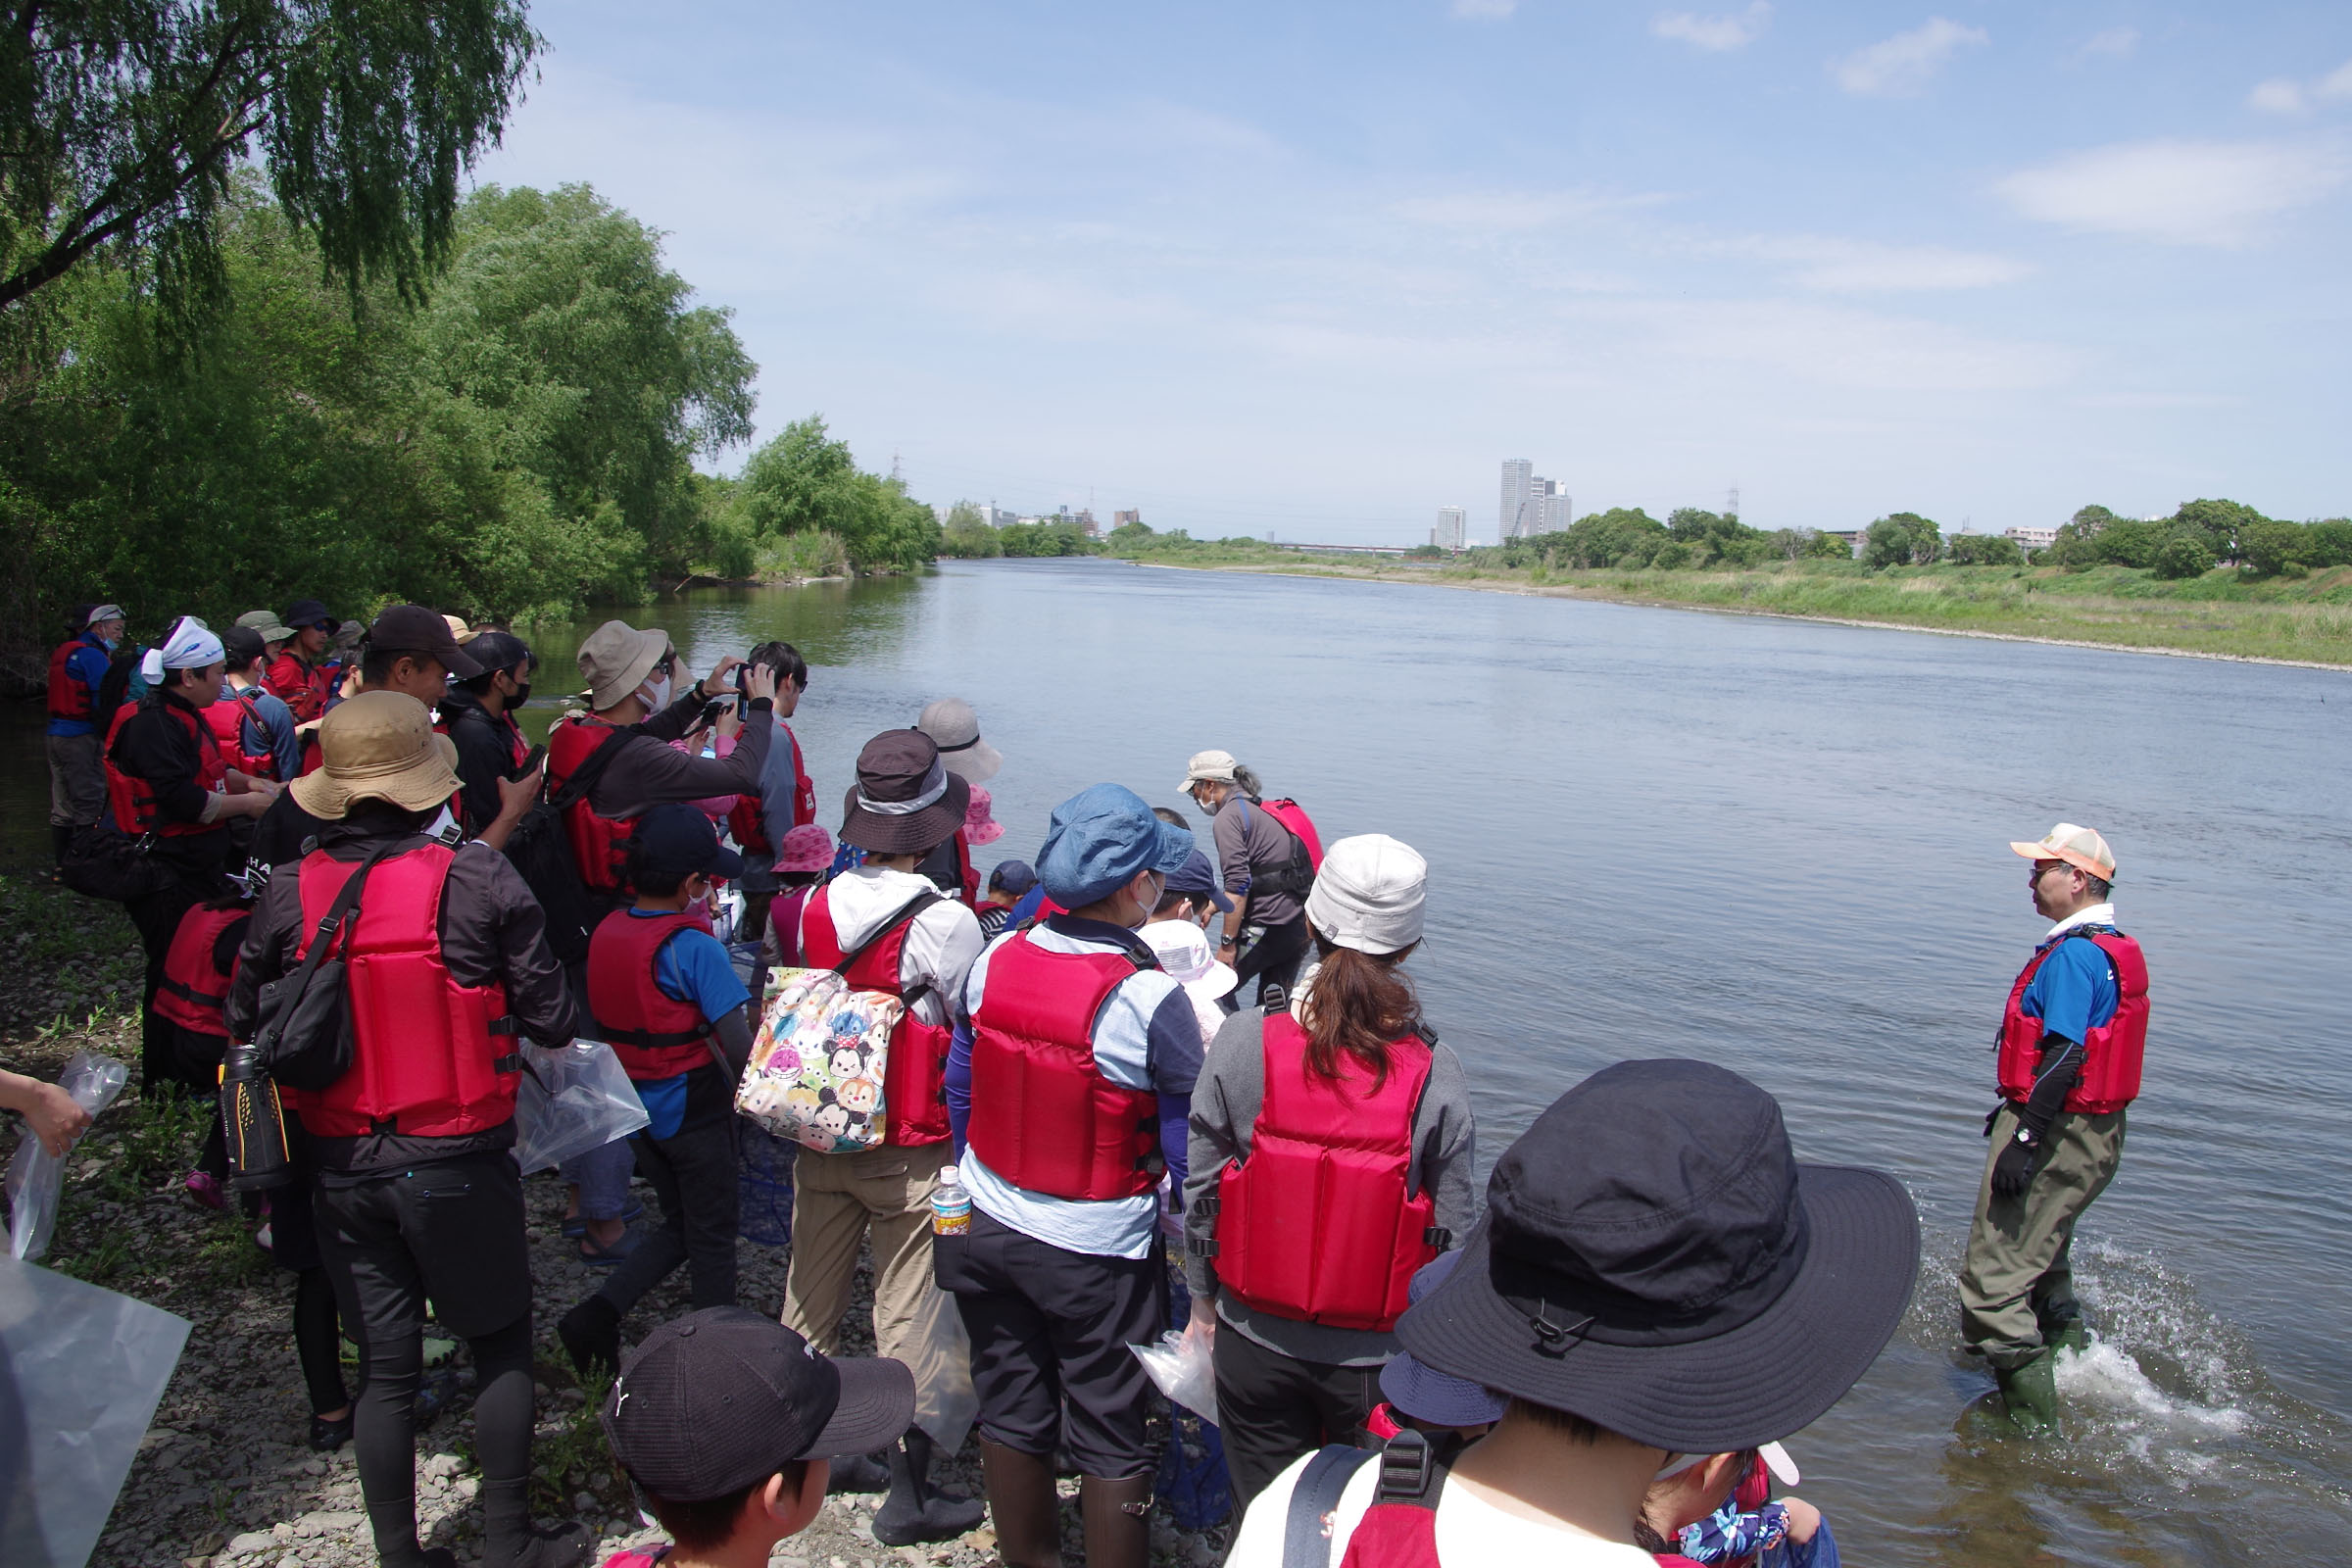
[577,619,674,711]
[1179,749,1240,793]
[289,692,463,819]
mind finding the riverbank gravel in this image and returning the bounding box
[0,873,1231,1568]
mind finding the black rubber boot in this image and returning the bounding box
[480,1476,591,1568]
[555,1297,620,1377]
[873,1428,986,1544]
[828,1448,893,1494]
[50,823,73,874]
[1080,1472,1153,1568]
[978,1439,1060,1568]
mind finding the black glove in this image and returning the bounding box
[1989,1127,2039,1198]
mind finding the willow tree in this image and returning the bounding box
[0,0,539,341]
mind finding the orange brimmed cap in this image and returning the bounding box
[2009,822,2116,881]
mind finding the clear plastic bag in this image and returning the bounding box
[6,1051,128,1263]
[0,1254,192,1567]
[1131,1327,1219,1426]
[511,1040,649,1176]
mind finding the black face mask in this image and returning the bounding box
[509,680,532,708]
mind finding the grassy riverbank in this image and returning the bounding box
[1108,541,2352,665]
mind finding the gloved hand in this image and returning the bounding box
[1989,1130,2038,1197]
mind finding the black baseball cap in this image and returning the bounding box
[602,1308,914,1501]
[465,629,535,676]
[1163,848,1235,911]
[220,625,268,668]
[366,605,483,679]
[284,599,335,632]
[634,801,745,879]
[1396,1058,1918,1455]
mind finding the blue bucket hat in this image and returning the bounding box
[1036,784,1197,908]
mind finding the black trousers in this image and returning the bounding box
[595,1116,741,1315]
[315,1153,535,1553]
[1211,1325,1381,1513]
[944,1208,1164,1478]
[1234,916,1310,1007]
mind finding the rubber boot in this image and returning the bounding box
[1995,1348,2058,1434]
[978,1439,1059,1568]
[555,1297,620,1376]
[873,1427,987,1544]
[1080,1473,1153,1568]
[2039,1302,2089,1358]
[50,823,73,876]
[828,1448,893,1494]
[480,1476,591,1568]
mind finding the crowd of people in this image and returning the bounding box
[37,594,2155,1568]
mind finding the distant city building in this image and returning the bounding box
[1436,506,1466,550]
[1500,459,1533,539]
[2004,526,2057,551]
[1113,509,1142,528]
[1821,530,1867,558]
[1536,480,1571,533]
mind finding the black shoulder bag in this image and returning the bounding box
[504,728,630,965]
[251,841,404,1092]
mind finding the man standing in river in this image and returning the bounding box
[1959,823,2150,1434]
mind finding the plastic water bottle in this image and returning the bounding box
[932,1164,971,1237]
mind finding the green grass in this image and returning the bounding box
[1112,548,2352,664]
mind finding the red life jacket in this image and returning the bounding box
[296,843,524,1138]
[966,927,1162,1199]
[546,715,636,893]
[1207,1012,1441,1332]
[105,701,228,838]
[265,650,332,723]
[800,885,952,1147]
[1996,927,2149,1115]
[202,687,277,779]
[154,904,250,1037]
[1330,1436,1448,1568]
[1259,798,1325,870]
[588,907,719,1082]
[47,634,103,723]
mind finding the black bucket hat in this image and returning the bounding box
[840,730,969,857]
[1395,1058,1918,1455]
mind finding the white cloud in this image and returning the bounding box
[1448,0,1516,19]
[1651,2,1772,53]
[1831,18,1989,97]
[2326,59,2352,98]
[2081,27,2138,59]
[2250,78,2306,115]
[1995,138,2351,247]
[1740,236,2032,292]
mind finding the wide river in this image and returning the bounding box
[8,558,2349,1563]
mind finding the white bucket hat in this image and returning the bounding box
[1305,834,1428,956]
[918,698,1003,783]
[1142,920,1238,1002]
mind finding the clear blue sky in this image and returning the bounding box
[473,1,2351,544]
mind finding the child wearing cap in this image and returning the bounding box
[558,804,760,1371]
[975,858,1036,940]
[601,1307,916,1568]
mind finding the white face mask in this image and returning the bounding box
[638,673,672,711]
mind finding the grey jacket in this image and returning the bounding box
[1184,1002,1477,1366]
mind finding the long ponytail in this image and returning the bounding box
[1299,936,1424,1090]
[1231,762,1266,801]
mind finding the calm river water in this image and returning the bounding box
[8,558,2349,1563]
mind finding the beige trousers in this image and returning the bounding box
[781,1139,949,1365]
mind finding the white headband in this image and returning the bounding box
[856,757,951,816]
[140,616,224,683]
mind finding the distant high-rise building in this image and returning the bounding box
[1500,459,1533,539]
[1436,506,1466,550]
[1536,481,1571,532]
[1113,509,1142,528]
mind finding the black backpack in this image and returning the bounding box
[503,729,627,964]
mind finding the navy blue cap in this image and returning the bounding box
[1378,1252,1507,1429]
[989,859,1039,897]
[1163,848,1235,912]
[633,801,745,879]
[1036,784,1196,908]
